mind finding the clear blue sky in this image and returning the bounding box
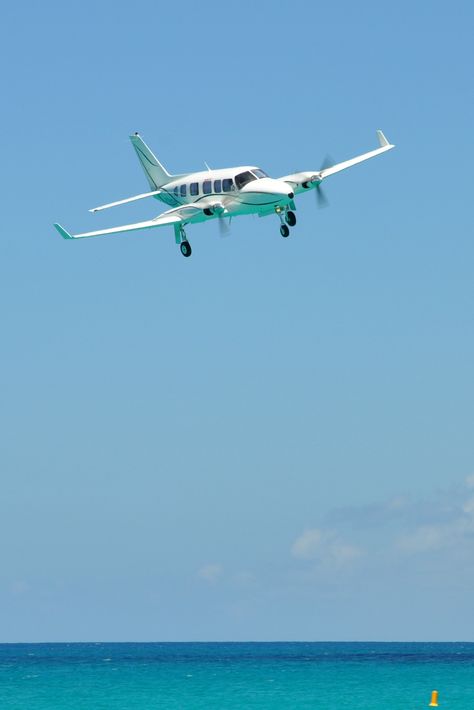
[1,0,473,641]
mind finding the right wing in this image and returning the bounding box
[279,130,395,193]
[54,204,206,240]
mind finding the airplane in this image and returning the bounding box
[54,130,395,257]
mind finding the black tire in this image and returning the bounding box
[285,210,296,227]
[280,224,290,238]
[180,240,192,257]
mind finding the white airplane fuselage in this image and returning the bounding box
[157,166,295,219]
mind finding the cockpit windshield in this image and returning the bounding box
[235,171,257,190]
[252,168,268,178]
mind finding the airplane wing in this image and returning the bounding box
[279,130,395,193]
[54,204,206,240]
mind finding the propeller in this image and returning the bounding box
[209,201,231,238]
[315,181,329,208]
[313,154,334,209]
[218,213,231,238]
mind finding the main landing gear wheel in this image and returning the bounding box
[180,240,192,257]
[285,210,296,227]
[280,224,290,238]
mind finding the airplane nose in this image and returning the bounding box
[240,178,294,201]
[270,181,293,198]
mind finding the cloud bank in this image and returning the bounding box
[291,475,474,569]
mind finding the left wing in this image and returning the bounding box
[279,130,395,194]
[54,204,206,240]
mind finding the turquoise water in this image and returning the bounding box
[1,643,473,709]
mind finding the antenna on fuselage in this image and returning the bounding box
[204,161,212,172]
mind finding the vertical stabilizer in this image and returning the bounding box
[129,133,172,189]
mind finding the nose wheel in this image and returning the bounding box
[280,224,290,238]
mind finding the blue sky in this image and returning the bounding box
[1,0,473,641]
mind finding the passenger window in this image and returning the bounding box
[180,185,187,197]
[190,182,199,196]
[203,180,212,194]
[174,187,179,196]
[214,180,222,193]
[223,178,234,192]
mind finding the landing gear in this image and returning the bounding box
[285,210,296,227]
[276,205,296,238]
[175,224,192,257]
[180,240,192,257]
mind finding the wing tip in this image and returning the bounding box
[376,129,395,149]
[53,223,74,239]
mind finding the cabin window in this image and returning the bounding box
[180,184,187,197]
[222,178,234,192]
[203,180,212,194]
[214,179,222,193]
[190,182,199,196]
[174,187,179,196]
[235,171,257,190]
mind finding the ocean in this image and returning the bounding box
[1,642,473,709]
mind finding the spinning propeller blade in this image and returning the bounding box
[315,154,334,209]
[315,183,329,208]
[218,214,231,238]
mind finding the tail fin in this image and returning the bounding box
[130,133,173,189]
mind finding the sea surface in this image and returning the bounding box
[0,642,473,709]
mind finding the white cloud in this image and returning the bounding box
[197,564,223,583]
[291,528,324,560]
[462,496,474,515]
[397,525,444,553]
[396,508,474,555]
[291,528,363,567]
[330,542,364,564]
[400,477,474,554]
[465,474,474,489]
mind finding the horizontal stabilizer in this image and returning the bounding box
[90,190,161,213]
